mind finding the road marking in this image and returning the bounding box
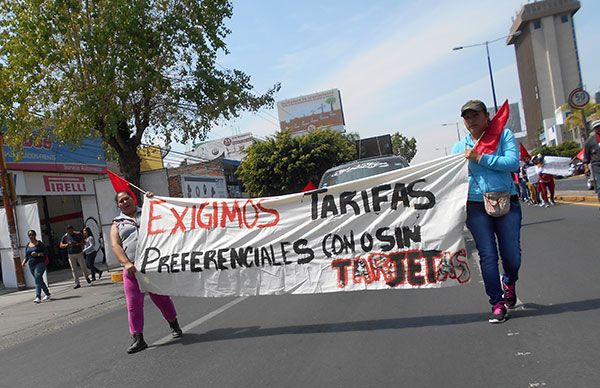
[150,296,248,348]
[556,200,599,207]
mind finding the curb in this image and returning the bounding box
[555,195,598,203]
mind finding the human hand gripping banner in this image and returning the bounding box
[136,154,470,297]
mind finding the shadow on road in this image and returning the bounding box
[153,298,600,346]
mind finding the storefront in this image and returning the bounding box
[0,136,106,284]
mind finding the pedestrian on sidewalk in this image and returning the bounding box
[111,191,183,354]
[83,227,102,281]
[23,230,51,303]
[583,120,600,203]
[451,99,522,324]
[60,225,92,289]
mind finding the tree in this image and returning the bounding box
[0,0,279,187]
[324,96,337,112]
[531,141,581,159]
[562,102,600,136]
[390,132,417,163]
[237,129,356,196]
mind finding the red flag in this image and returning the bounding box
[301,181,316,192]
[474,99,510,155]
[107,170,139,205]
[519,143,531,161]
[575,147,585,161]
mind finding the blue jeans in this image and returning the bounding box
[466,198,522,305]
[29,262,50,298]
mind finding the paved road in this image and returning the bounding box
[555,174,591,191]
[1,202,599,388]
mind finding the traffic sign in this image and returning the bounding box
[568,88,590,109]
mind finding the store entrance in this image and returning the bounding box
[24,195,84,270]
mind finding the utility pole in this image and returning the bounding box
[0,132,26,289]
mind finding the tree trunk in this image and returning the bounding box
[107,134,142,203]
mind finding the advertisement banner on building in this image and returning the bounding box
[22,172,102,196]
[191,133,255,161]
[277,89,345,136]
[181,175,228,199]
[5,136,107,174]
[136,154,470,298]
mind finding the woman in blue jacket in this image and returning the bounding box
[452,100,522,324]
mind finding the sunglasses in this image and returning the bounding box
[28,234,35,237]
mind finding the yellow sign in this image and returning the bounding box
[138,146,164,172]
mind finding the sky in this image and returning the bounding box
[187,0,600,164]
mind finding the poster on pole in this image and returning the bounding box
[136,155,471,298]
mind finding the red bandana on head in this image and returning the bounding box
[474,100,510,155]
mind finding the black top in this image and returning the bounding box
[25,241,47,266]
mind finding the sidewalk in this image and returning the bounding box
[0,265,126,351]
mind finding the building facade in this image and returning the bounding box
[507,0,582,149]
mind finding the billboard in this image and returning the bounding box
[5,135,106,174]
[191,133,255,161]
[181,175,228,198]
[277,89,345,136]
[138,146,164,172]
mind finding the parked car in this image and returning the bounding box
[318,155,409,188]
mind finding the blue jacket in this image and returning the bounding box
[451,128,519,202]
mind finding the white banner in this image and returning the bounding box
[136,155,470,297]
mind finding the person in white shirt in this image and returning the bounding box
[83,227,102,281]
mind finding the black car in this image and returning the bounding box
[318,155,409,188]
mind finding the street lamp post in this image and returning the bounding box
[442,122,461,141]
[453,31,521,112]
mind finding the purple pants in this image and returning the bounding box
[123,269,177,334]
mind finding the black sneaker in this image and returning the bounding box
[488,301,508,324]
[73,284,81,289]
[168,319,183,338]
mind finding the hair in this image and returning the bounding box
[27,229,36,237]
[114,190,132,203]
[83,227,93,237]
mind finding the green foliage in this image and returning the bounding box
[562,103,600,132]
[390,132,417,163]
[532,141,581,159]
[237,129,356,196]
[0,0,279,184]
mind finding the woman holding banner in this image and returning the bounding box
[451,99,522,324]
[111,190,183,354]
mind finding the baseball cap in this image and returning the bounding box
[591,119,600,129]
[461,100,487,117]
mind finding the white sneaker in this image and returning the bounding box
[538,201,546,207]
[549,200,555,205]
[33,297,41,304]
[42,295,51,302]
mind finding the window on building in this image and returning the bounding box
[561,14,569,23]
[533,20,541,29]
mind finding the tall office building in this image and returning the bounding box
[507,0,582,148]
